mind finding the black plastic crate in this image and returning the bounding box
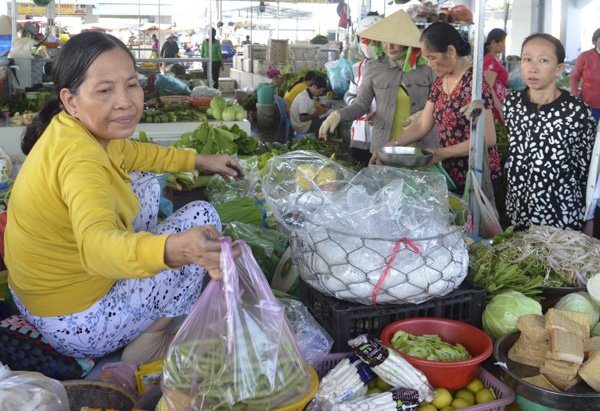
[300,279,486,353]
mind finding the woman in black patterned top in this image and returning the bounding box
[504,34,597,231]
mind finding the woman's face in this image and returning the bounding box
[421,42,455,77]
[61,48,144,149]
[520,37,565,91]
[595,37,600,50]
[491,39,506,54]
[382,42,406,60]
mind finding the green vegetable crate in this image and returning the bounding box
[300,279,486,353]
[314,353,514,411]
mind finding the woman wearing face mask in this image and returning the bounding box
[370,22,500,195]
[5,31,245,366]
[319,10,438,155]
[484,28,508,124]
[343,13,383,166]
[504,33,596,231]
[570,28,600,122]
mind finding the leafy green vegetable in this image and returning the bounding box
[482,290,542,342]
[210,95,227,111]
[390,330,472,361]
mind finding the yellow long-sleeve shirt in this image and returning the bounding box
[6,112,195,317]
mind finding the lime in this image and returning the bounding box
[475,388,496,404]
[431,388,453,409]
[450,398,470,409]
[375,377,393,391]
[440,407,455,411]
[454,388,475,405]
[417,404,437,411]
[466,378,485,394]
[367,379,377,389]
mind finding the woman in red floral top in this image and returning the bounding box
[374,22,500,195]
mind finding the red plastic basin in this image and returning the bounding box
[380,317,493,390]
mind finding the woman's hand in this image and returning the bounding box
[366,112,376,126]
[164,225,241,280]
[195,153,245,182]
[427,147,448,166]
[368,152,379,166]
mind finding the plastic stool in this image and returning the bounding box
[294,132,315,140]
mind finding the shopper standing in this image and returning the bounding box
[201,28,224,90]
[570,28,600,121]
[484,29,508,124]
[160,33,179,58]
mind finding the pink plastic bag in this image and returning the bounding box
[162,237,310,410]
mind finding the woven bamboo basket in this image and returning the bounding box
[61,380,138,411]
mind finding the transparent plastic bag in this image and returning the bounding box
[279,298,333,369]
[161,238,311,410]
[191,85,222,98]
[0,363,70,410]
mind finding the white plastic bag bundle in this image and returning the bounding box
[8,38,37,59]
[0,363,70,410]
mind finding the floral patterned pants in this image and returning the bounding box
[11,171,221,358]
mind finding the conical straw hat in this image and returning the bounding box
[360,9,422,48]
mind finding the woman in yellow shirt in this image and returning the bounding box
[5,31,244,365]
[283,71,317,106]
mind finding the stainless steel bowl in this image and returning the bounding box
[376,146,434,169]
[494,331,600,410]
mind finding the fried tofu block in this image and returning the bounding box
[543,373,582,391]
[518,314,550,342]
[549,329,584,364]
[509,343,546,368]
[584,336,600,352]
[578,351,600,392]
[522,374,560,391]
[541,359,580,380]
[545,309,588,340]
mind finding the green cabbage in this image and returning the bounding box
[212,109,223,120]
[233,105,245,114]
[235,111,246,121]
[482,290,542,342]
[207,108,214,117]
[587,274,600,306]
[554,291,600,329]
[222,106,237,121]
[210,96,227,111]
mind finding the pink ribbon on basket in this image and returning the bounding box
[372,238,422,311]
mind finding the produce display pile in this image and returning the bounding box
[468,225,600,301]
[140,103,206,123]
[205,96,247,121]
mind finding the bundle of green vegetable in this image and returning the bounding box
[206,96,247,121]
[390,330,472,362]
[214,195,276,229]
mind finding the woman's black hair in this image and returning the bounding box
[211,28,217,40]
[22,31,135,155]
[310,74,327,90]
[593,28,600,45]
[484,28,507,54]
[288,71,317,91]
[521,33,565,64]
[420,22,471,56]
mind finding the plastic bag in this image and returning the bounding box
[222,221,288,283]
[98,361,138,395]
[161,238,311,410]
[506,63,526,91]
[8,38,37,59]
[191,85,222,98]
[464,169,503,239]
[0,363,70,410]
[327,56,353,95]
[279,298,333,368]
[137,72,148,88]
[155,74,191,97]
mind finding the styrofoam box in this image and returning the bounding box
[267,39,289,63]
[289,45,309,60]
[242,45,267,58]
[253,60,270,75]
[218,79,236,94]
[304,45,321,60]
[290,60,308,71]
[242,58,253,73]
[233,55,244,70]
